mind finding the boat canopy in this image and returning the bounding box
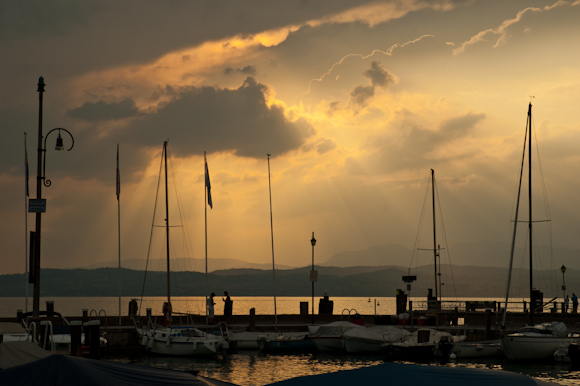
[0,354,237,386]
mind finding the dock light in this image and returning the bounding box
[561,265,567,306]
[310,232,317,324]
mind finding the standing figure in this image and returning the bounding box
[207,293,216,324]
[565,295,570,313]
[223,291,233,323]
[573,293,578,314]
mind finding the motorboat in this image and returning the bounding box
[342,325,410,354]
[308,321,365,353]
[381,328,466,361]
[451,339,502,359]
[501,322,572,360]
[229,331,307,350]
[258,334,314,353]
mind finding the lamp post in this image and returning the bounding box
[31,77,74,317]
[310,232,317,324]
[561,265,567,311]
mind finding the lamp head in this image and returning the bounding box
[561,265,567,274]
[55,132,64,151]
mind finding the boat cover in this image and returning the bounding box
[307,321,365,336]
[0,341,52,369]
[268,362,557,386]
[342,325,410,343]
[0,354,237,386]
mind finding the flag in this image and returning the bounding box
[205,158,212,209]
[116,144,120,200]
[25,135,29,197]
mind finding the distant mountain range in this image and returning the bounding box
[78,258,295,272]
[2,263,578,299]
[74,241,580,272]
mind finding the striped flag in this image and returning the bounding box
[116,144,120,200]
[205,158,212,209]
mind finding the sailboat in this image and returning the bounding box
[500,103,573,360]
[134,142,229,356]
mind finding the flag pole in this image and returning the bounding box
[24,133,29,313]
[204,151,209,323]
[267,154,277,324]
[117,144,122,326]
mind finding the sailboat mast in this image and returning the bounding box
[528,103,533,325]
[431,169,439,328]
[164,141,171,305]
[267,154,277,324]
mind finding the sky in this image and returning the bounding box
[2,0,580,276]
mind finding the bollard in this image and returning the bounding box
[46,301,54,316]
[146,308,152,318]
[82,309,88,324]
[485,309,493,340]
[83,320,101,359]
[16,309,23,323]
[129,299,138,316]
[70,321,82,357]
[248,308,256,332]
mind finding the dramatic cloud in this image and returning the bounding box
[66,99,140,121]
[224,65,258,76]
[120,77,313,158]
[349,61,396,108]
[363,61,396,88]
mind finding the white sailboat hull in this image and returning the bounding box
[137,327,228,356]
[501,335,570,360]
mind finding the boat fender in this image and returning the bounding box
[141,335,149,346]
[166,335,172,346]
[449,353,457,360]
[147,336,154,349]
[193,341,197,351]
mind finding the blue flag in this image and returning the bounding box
[205,160,212,209]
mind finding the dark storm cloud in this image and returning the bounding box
[224,65,257,76]
[349,61,395,107]
[66,99,139,121]
[349,85,375,107]
[121,77,313,159]
[347,112,486,175]
[363,61,396,88]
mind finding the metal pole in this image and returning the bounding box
[33,77,45,318]
[164,142,171,306]
[204,151,209,321]
[117,144,122,326]
[267,154,277,323]
[528,103,533,326]
[431,169,439,329]
[24,133,29,313]
[312,232,315,324]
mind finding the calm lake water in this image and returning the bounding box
[3,296,579,385]
[0,295,506,318]
[103,350,580,386]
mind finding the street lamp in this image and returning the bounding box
[310,233,317,324]
[31,77,74,317]
[561,265,567,311]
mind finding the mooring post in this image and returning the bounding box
[70,321,82,357]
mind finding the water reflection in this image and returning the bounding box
[105,351,578,386]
